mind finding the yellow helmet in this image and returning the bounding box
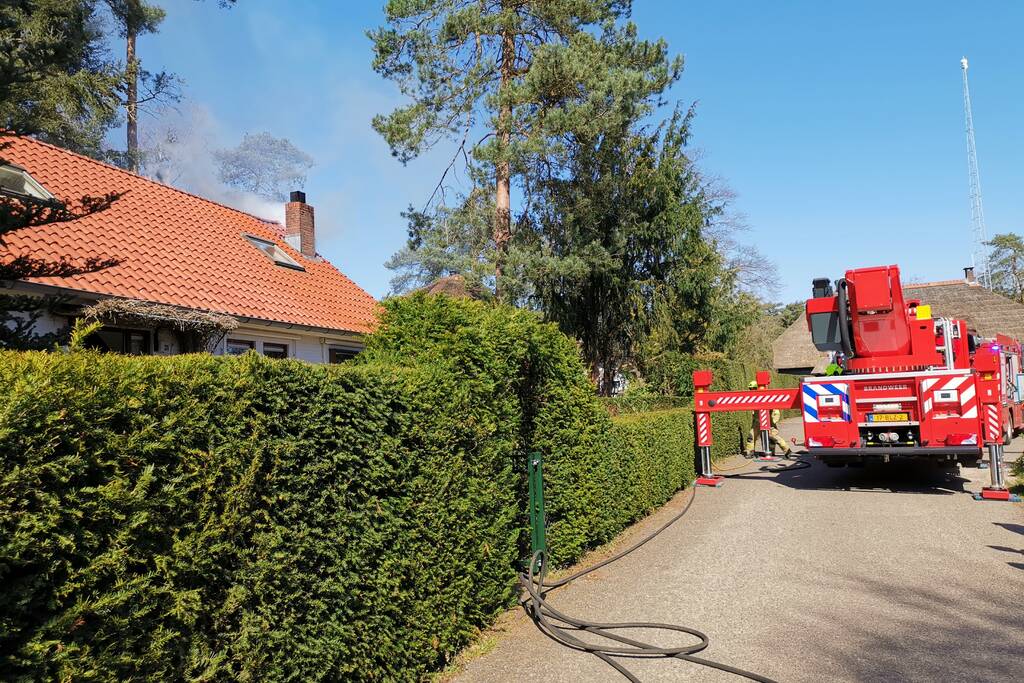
[747,380,758,390]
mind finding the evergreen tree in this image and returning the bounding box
[512,108,737,393]
[0,0,122,157]
[104,0,179,172]
[1,1,125,347]
[987,233,1024,303]
[213,132,314,201]
[370,0,680,296]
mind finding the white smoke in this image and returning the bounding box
[140,103,286,224]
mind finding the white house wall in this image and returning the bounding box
[11,300,362,363]
[214,325,363,363]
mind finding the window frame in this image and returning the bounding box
[225,338,256,356]
[261,341,290,359]
[242,233,305,271]
[328,345,361,364]
[0,163,58,203]
[85,326,153,355]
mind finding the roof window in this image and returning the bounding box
[243,234,305,271]
[0,163,57,202]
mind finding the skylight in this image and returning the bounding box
[0,163,56,202]
[243,234,305,271]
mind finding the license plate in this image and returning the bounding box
[868,413,909,422]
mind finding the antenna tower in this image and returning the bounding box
[961,57,991,288]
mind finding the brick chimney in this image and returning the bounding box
[963,266,976,284]
[285,190,315,258]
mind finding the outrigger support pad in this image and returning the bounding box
[975,444,1021,501]
[695,445,724,487]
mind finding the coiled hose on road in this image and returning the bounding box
[518,479,786,682]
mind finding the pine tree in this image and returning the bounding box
[370,0,680,297]
[987,233,1024,303]
[104,0,178,172]
[0,1,125,347]
[0,0,122,157]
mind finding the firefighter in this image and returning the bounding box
[743,380,792,456]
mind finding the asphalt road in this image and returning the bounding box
[456,419,1024,683]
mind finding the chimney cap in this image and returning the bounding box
[289,190,306,203]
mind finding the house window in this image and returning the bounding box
[243,234,305,271]
[262,342,289,359]
[226,338,255,355]
[328,346,360,363]
[86,327,151,355]
[0,163,56,202]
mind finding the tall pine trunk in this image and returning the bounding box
[494,22,514,298]
[126,30,139,173]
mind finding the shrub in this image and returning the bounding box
[601,394,690,416]
[0,294,756,681]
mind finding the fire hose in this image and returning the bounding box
[518,485,780,682]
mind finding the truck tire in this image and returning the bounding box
[1004,416,1014,446]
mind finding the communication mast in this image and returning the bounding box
[961,57,991,288]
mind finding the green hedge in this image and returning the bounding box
[0,294,751,681]
[600,394,691,416]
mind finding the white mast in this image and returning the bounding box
[961,57,991,288]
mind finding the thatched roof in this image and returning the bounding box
[903,280,1024,339]
[772,317,830,375]
[417,275,490,300]
[772,279,1024,374]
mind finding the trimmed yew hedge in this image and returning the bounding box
[0,294,747,681]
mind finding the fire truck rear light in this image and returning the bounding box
[807,436,836,448]
[945,433,978,446]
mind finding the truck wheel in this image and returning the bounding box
[1004,417,1014,446]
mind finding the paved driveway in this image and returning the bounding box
[457,419,1024,682]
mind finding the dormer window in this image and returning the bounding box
[0,163,57,202]
[243,233,305,271]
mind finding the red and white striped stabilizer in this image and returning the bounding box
[709,392,792,407]
[758,409,770,430]
[696,412,712,447]
[985,403,1002,444]
[694,388,800,414]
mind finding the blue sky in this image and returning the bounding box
[135,0,1023,302]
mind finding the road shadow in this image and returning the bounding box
[991,524,1024,572]
[793,571,1024,681]
[994,522,1024,537]
[726,455,970,495]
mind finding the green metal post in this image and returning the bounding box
[527,451,547,561]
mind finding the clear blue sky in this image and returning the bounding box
[138,0,1024,302]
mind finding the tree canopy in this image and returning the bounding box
[374,1,777,394]
[987,233,1024,303]
[0,0,122,157]
[213,132,315,202]
[371,0,680,292]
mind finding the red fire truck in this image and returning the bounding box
[692,264,1021,501]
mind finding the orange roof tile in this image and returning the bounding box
[1,135,378,334]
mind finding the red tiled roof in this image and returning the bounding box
[1,135,378,334]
